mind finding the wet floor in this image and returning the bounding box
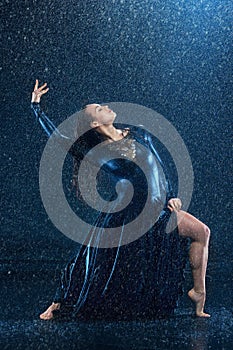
[0,262,232,350]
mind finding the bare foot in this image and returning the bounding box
[188,289,210,318]
[39,302,61,320]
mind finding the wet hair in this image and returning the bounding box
[75,106,94,138]
[72,106,105,198]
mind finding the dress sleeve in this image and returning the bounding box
[144,130,176,202]
[31,102,79,157]
[30,102,70,138]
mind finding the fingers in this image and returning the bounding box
[167,204,174,212]
[33,80,49,94]
[167,198,182,212]
[34,80,48,91]
[168,204,178,212]
[41,87,49,95]
[38,82,47,91]
[34,79,38,91]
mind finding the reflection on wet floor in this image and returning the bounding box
[0,263,232,350]
[0,310,232,350]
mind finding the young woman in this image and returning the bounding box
[31,80,210,320]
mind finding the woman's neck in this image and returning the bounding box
[95,124,123,141]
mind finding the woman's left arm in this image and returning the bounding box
[145,130,182,210]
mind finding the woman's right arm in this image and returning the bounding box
[31,80,79,156]
[31,79,69,139]
[31,101,66,138]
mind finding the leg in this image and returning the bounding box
[176,210,211,317]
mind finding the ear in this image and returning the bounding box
[90,120,99,128]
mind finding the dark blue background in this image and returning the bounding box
[1,0,232,303]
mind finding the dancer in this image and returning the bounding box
[31,80,210,319]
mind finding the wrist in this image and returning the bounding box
[31,91,41,103]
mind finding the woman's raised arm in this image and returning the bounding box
[31,79,70,139]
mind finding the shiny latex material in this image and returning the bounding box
[31,102,188,319]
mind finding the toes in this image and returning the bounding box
[197,312,211,318]
[40,314,53,320]
[39,311,53,320]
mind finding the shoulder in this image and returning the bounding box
[129,124,153,144]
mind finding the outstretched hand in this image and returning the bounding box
[167,198,182,212]
[31,79,49,103]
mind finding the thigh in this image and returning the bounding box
[176,210,207,242]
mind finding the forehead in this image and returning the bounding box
[85,103,100,117]
[85,103,101,112]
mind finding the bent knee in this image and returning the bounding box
[203,225,211,244]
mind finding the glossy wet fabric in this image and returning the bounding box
[31,102,189,319]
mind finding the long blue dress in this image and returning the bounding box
[31,102,188,320]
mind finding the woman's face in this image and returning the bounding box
[85,104,116,126]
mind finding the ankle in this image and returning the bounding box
[52,302,61,309]
[193,288,205,295]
